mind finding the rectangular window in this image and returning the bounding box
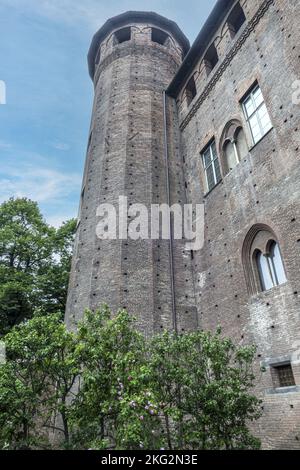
[227,2,246,37]
[202,140,221,192]
[185,76,197,107]
[152,28,169,46]
[242,84,272,145]
[272,363,296,388]
[114,27,131,44]
[204,43,219,76]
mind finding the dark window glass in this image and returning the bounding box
[227,3,246,36]
[185,76,197,106]
[152,28,169,45]
[273,364,296,388]
[204,43,219,75]
[115,27,131,44]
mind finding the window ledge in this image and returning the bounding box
[266,386,300,395]
[223,158,248,179]
[248,127,274,152]
[230,23,247,43]
[186,96,197,110]
[203,179,223,198]
[250,281,289,300]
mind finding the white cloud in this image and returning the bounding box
[47,214,77,228]
[1,0,118,31]
[51,142,70,151]
[0,0,179,32]
[0,163,81,205]
[0,158,81,226]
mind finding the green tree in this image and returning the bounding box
[0,269,32,333]
[0,198,76,335]
[0,307,261,450]
[149,330,261,450]
[73,308,162,450]
[0,312,80,449]
[35,219,77,315]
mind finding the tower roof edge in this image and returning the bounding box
[88,11,190,80]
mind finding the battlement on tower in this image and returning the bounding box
[88,11,190,81]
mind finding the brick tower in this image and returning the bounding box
[65,12,198,335]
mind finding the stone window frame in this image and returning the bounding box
[242,224,288,296]
[261,355,299,395]
[219,119,249,175]
[271,363,296,388]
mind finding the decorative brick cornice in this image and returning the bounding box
[179,0,275,131]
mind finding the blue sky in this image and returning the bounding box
[0,0,215,227]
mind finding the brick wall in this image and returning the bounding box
[175,0,300,449]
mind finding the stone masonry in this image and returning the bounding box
[65,0,300,449]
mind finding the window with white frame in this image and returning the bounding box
[242,84,272,145]
[256,241,287,291]
[202,140,221,192]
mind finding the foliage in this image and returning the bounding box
[148,330,261,450]
[73,308,162,450]
[0,198,76,335]
[0,307,261,450]
[0,312,79,449]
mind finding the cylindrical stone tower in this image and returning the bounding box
[65,11,196,335]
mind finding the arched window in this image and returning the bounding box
[220,121,248,174]
[242,225,287,294]
[269,242,287,286]
[235,128,248,160]
[256,242,287,291]
[224,140,238,172]
[256,251,272,291]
